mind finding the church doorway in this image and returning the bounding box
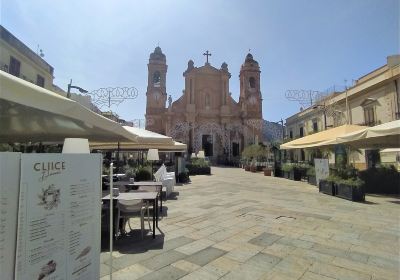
[232,142,240,157]
[202,134,213,157]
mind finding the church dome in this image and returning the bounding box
[150,46,166,62]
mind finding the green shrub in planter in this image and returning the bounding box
[335,178,365,201]
[178,172,190,183]
[359,166,399,194]
[319,175,339,195]
[135,166,152,181]
[187,158,211,175]
[307,166,316,186]
[282,163,293,178]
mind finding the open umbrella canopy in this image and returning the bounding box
[280,124,367,150]
[90,140,187,152]
[89,126,187,151]
[336,120,400,148]
[122,126,173,144]
[0,71,139,143]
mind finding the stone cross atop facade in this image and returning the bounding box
[203,50,212,64]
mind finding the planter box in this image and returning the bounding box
[263,168,272,176]
[289,169,302,181]
[307,175,317,186]
[244,165,250,171]
[250,166,257,173]
[319,180,335,195]
[274,168,282,177]
[335,183,365,202]
[283,171,290,179]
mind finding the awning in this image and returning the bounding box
[336,120,400,148]
[0,71,138,143]
[90,141,187,152]
[280,124,366,150]
[122,126,173,144]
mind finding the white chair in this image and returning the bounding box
[116,199,147,239]
[155,164,176,198]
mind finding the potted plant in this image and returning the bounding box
[335,177,365,201]
[292,165,302,181]
[282,163,293,179]
[250,160,257,172]
[319,175,337,195]
[263,166,273,176]
[306,166,316,186]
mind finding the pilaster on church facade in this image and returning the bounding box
[145,47,263,162]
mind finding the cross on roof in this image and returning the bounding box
[203,50,212,64]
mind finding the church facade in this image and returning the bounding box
[145,47,263,162]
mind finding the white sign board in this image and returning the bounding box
[0,152,21,280]
[15,154,101,280]
[314,158,329,186]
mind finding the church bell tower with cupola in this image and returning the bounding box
[145,46,168,134]
[239,53,262,119]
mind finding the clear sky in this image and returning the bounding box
[2,0,399,123]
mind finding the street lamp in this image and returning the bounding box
[312,104,327,130]
[67,79,88,98]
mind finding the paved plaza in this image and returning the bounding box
[100,167,400,280]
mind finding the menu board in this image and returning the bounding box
[315,158,329,186]
[0,152,21,280]
[15,154,102,280]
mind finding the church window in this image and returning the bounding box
[153,71,161,87]
[249,77,256,89]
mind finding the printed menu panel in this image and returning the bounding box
[0,152,21,280]
[315,158,329,186]
[15,154,101,280]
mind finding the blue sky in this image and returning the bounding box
[2,0,398,122]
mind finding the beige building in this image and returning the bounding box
[145,47,263,162]
[0,25,54,90]
[285,55,400,169]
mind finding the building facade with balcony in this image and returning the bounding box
[285,55,400,169]
[0,25,54,90]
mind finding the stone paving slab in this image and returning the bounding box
[184,247,227,267]
[137,265,187,280]
[100,167,400,280]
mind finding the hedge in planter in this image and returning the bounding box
[178,171,190,183]
[319,177,336,195]
[306,166,316,186]
[335,178,365,202]
[187,158,211,175]
[359,166,400,194]
[282,163,302,181]
[282,164,293,179]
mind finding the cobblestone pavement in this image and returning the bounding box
[100,167,400,280]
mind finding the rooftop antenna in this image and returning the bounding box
[37,44,45,57]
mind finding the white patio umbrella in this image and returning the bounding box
[336,120,400,148]
[0,71,138,143]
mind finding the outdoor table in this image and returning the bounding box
[128,182,163,212]
[102,192,159,239]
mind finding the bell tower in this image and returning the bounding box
[239,53,262,119]
[145,46,168,134]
